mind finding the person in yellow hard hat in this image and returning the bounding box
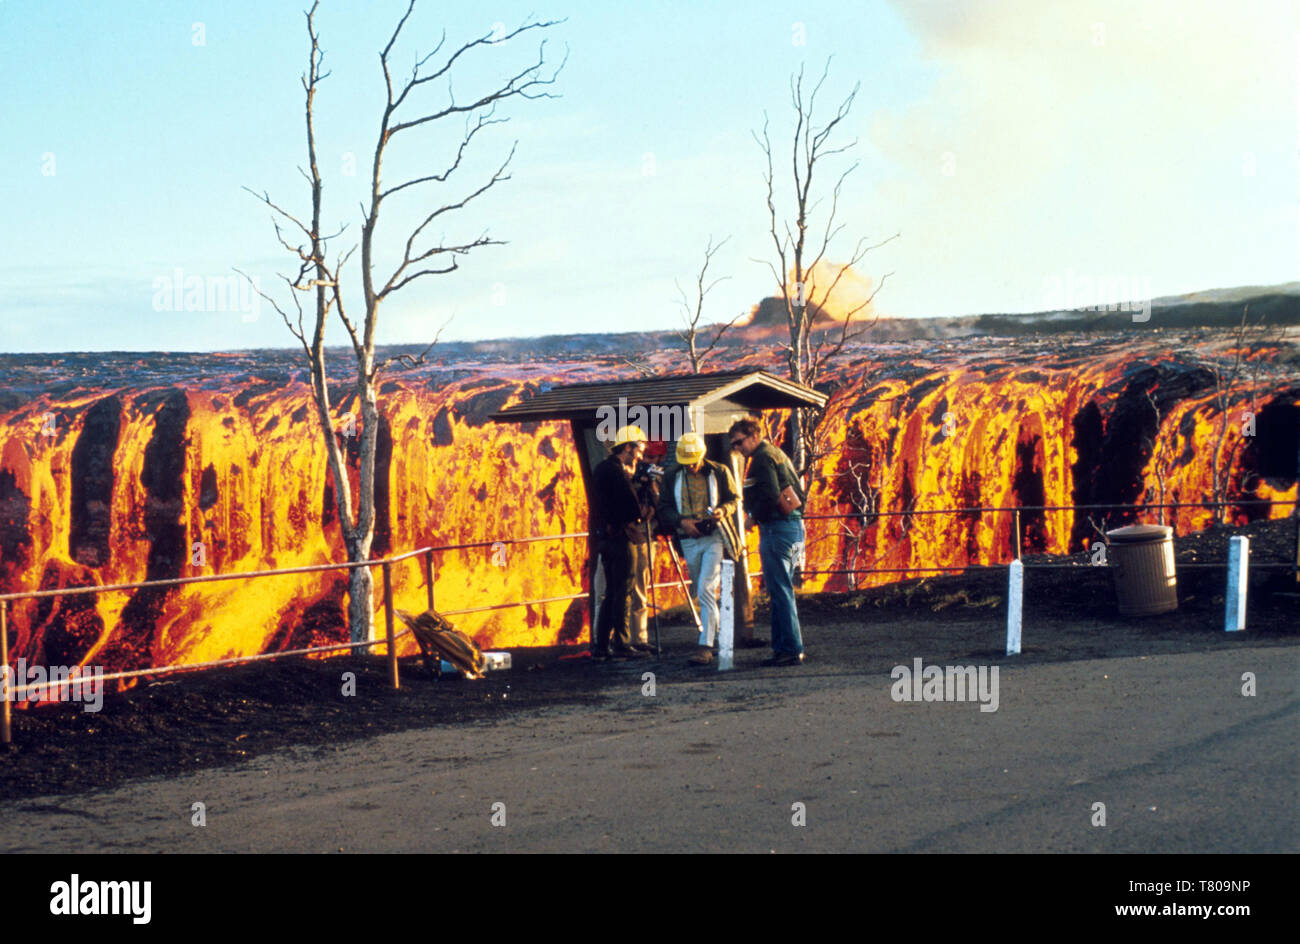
[589,424,652,661]
[656,432,741,665]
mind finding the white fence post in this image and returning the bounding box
[1225,535,1248,632]
[719,560,735,671]
[1006,559,1023,656]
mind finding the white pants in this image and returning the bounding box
[680,532,725,648]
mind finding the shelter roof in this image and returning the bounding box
[490,369,828,423]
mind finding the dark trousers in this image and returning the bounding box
[594,536,635,653]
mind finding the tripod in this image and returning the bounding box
[644,526,662,656]
[665,537,702,634]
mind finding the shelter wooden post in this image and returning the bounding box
[730,449,755,636]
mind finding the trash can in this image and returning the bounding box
[1106,524,1177,616]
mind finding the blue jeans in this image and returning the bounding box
[759,518,804,655]
[680,532,725,647]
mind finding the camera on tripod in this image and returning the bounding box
[635,462,664,484]
[634,462,665,499]
[632,462,664,508]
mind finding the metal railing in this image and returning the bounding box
[3,495,1295,743]
[787,499,1300,582]
[0,526,706,743]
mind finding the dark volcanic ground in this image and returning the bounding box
[1,518,1295,801]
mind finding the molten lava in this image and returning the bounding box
[0,329,1295,682]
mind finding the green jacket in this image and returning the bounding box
[743,441,805,523]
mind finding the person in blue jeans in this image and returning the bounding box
[655,432,743,666]
[729,419,806,667]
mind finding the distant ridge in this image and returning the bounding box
[449,280,1300,349]
[2,283,1295,373]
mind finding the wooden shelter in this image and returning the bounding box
[491,369,828,636]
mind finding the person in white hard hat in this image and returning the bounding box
[656,432,741,665]
[589,424,652,661]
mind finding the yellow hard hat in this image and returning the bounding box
[675,432,707,465]
[613,424,647,448]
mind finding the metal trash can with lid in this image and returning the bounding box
[1106,524,1177,616]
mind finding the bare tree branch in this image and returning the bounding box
[381,143,516,298]
[386,24,566,138]
[378,106,505,201]
[375,313,454,375]
[1206,305,1253,523]
[753,60,894,473]
[621,356,657,378]
[675,235,737,373]
[242,1,562,644]
[243,186,314,241]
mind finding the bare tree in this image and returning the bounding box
[1141,388,1175,526]
[1200,306,1283,524]
[242,2,562,642]
[620,355,657,377]
[1204,309,1248,522]
[836,454,882,590]
[753,60,897,473]
[1085,513,1112,550]
[675,235,741,374]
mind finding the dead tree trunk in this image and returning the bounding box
[753,61,896,474]
[243,1,562,643]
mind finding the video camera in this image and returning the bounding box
[632,462,664,507]
[634,462,664,483]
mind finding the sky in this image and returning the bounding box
[1,0,1297,353]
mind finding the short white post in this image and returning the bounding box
[1006,559,1023,655]
[1225,535,1248,632]
[718,560,735,671]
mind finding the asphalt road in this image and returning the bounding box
[3,641,1295,853]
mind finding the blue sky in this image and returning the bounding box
[1,0,1297,352]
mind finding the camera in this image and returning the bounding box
[633,461,664,507]
[694,506,719,535]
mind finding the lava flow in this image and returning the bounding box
[1,327,1296,682]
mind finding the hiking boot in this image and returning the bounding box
[688,646,714,666]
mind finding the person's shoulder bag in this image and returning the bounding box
[773,448,803,516]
